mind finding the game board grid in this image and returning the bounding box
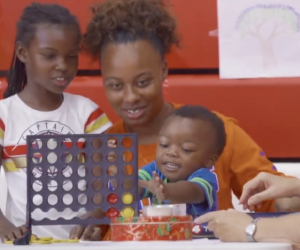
[26,134,138,226]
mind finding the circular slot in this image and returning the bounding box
[107,193,119,204]
[122,165,133,176]
[47,138,58,150]
[122,179,133,190]
[122,137,133,148]
[92,179,103,191]
[107,138,117,148]
[122,193,133,205]
[92,152,102,163]
[122,151,133,163]
[31,139,42,150]
[92,138,102,149]
[93,193,103,205]
[107,165,118,177]
[92,165,102,177]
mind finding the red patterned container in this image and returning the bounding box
[111,216,193,241]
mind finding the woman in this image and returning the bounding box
[82,0,284,239]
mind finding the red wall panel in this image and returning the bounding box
[0,0,219,71]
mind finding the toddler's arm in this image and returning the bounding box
[164,168,217,209]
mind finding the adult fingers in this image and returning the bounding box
[240,179,261,205]
[207,221,216,232]
[69,225,84,240]
[208,221,220,239]
[89,227,102,241]
[194,211,219,224]
[69,226,77,239]
[81,225,94,240]
[248,189,274,205]
[240,172,272,205]
[227,209,235,212]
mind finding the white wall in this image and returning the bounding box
[1,163,300,215]
[232,163,300,212]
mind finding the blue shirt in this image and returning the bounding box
[138,161,218,218]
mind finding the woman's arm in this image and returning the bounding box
[195,210,300,248]
[255,214,300,248]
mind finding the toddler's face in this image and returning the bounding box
[155,116,218,182]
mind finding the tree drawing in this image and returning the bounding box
[236,4,300,73]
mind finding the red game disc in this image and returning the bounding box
[106,207,120,218]
[107,193,119,204]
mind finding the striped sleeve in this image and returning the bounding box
[138,161,156,199]
[84,107,112,134]
[188,168,218,210]
[0,118,5,146]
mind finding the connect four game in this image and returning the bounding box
[14,134,138,245]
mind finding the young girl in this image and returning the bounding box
[0,3,111,241]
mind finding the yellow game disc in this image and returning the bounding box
[121,207,135,217]
[31,240,51,244]
[38,241,52,244]
[4,241,13,244]
[122,193,133,205]
[51,239,61,243]
[39,237,53,241]
[30,235,37,241]
[67,239,79,243]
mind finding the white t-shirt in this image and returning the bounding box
[0,93,112,239]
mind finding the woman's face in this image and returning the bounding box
[101,40,168,128]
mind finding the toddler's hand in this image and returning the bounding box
[139,171,168,202]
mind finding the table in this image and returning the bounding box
[0,240,293,250]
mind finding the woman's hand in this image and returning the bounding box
[239,172,300,210]
[194,209,252,242]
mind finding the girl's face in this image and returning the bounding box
[101,40,168,128]
[16,24,80,94]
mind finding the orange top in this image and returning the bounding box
[102,103,283,240]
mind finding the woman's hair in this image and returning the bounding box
[4,2,80,99]
[82,0,181,61]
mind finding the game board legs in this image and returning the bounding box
[13,229,31,245]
